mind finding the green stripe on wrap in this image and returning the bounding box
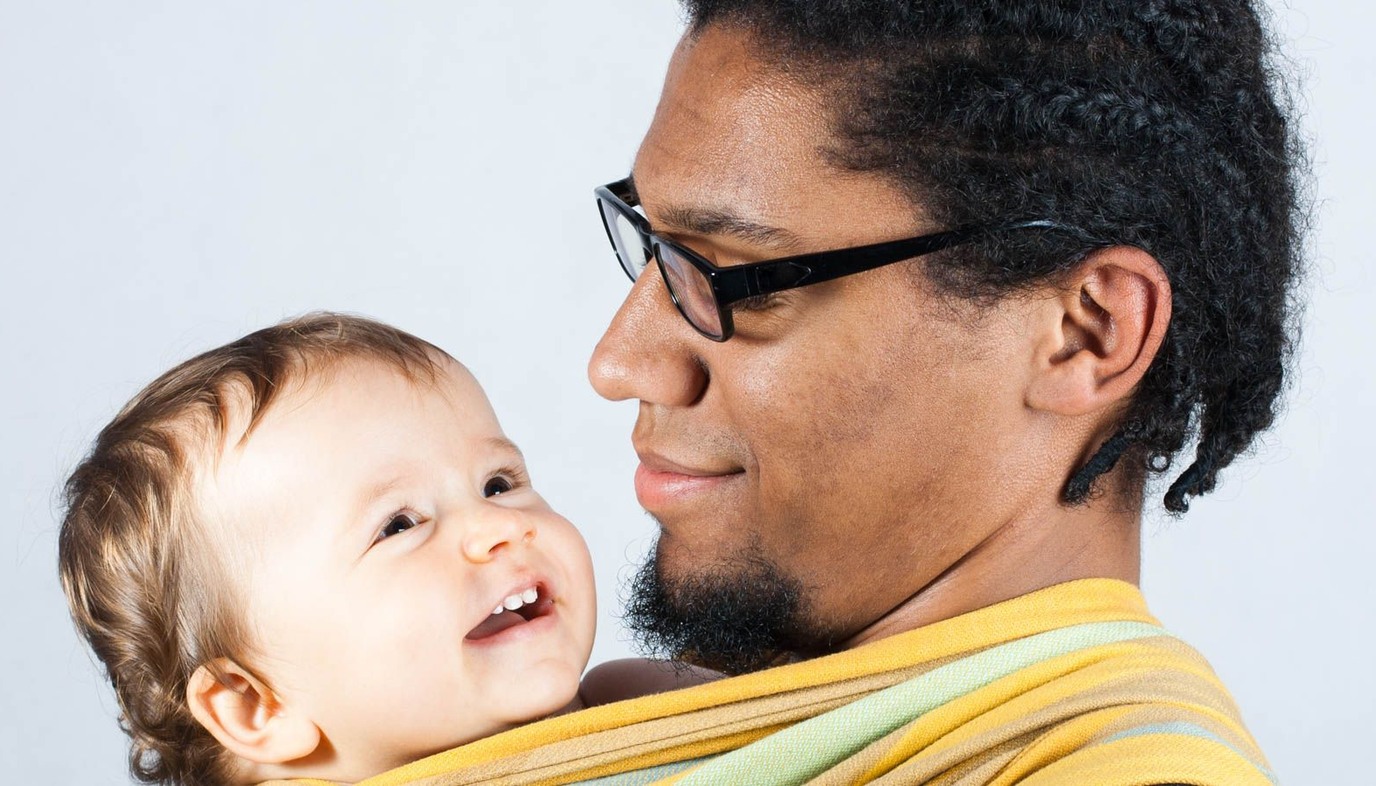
[679,621,1170,786]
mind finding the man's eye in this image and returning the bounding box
[377,512,420,541]
[483,476,515,497]
[730,293,775,312]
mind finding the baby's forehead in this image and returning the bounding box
[183,354,411,467]
[214,352,477,444]
[194,353,501,510]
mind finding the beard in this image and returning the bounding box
[622,533,837,676]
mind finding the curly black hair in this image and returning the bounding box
[681,0,1308,513]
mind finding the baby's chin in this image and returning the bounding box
[367,687,572,773]
[335,662,589,781]
[250,667,584,786]
[480,662,586,730]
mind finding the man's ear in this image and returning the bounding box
[186,659,321,765]
[1025,246,1171,416]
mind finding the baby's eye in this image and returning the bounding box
[483,476,514,498]
[377,512,421,541]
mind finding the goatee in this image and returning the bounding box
[622,536,832,675]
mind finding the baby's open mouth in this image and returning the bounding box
[465,584,553,641]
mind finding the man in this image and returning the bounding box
[589,0,1300,679]
[356,1,1299,783]
[584,0,1297,782]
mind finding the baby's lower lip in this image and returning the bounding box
[465,597,555,642]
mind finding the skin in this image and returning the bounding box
[589,25,1170,651]
[188,358,597,783]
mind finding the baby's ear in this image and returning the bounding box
[186,659,321,765]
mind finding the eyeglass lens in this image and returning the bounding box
[599,193,724,339]
[654,242,723,338]
[600,200,651,280]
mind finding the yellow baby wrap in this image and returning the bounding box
[275,579,1271,786]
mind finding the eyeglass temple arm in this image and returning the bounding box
[716,220,1070,304]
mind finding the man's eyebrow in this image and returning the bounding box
[655,204,805,252]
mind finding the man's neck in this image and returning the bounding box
[842,494,1142,650]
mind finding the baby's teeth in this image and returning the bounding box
[491,587,538,615]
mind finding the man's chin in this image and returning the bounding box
[623,535,824,675]
[651,514,742,564]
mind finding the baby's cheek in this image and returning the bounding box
[548,518,598,657]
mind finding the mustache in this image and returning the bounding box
[631,415,750,461]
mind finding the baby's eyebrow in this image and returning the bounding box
[484,436,525,461]
[353,438,526,518]
[357,474,407,512]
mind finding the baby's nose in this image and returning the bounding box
[461,508,536,563]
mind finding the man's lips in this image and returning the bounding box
[634,452,745,509]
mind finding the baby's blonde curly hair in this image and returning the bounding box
[58,312,444,785]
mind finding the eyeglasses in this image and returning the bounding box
[596,177,1068,341]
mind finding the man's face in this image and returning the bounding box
[590,25,1050,665]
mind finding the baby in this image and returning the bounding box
[59,313,682,785]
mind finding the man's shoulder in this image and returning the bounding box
[578,658,723,707]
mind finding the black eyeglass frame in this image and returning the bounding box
[596,177,1074,341]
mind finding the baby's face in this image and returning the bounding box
[205,357,595,778]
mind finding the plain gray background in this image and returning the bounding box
[1,1,1370,783]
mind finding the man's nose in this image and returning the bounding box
[461,508,537,563]
[588,262,709,406]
